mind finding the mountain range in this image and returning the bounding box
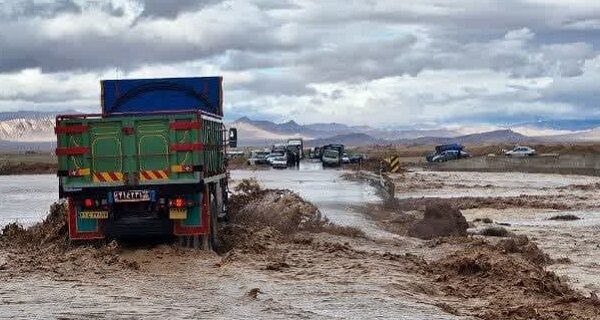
[1,111,600,151]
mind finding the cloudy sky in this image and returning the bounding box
[1,0,599,127]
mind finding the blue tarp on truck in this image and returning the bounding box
[101,77,223,116]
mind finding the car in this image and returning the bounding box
[505,146,536,157]
[431,150,470,162]
[247,151,270,165]
[349,154,364,163]
[271,156,288,169]
[266,152,285,164]
[342,153,350,164]
[322,148,341,167]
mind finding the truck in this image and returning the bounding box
[321,144,344,167]
[287,138,304,159]
[55,77,236,249]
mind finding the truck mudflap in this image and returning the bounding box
[173,185,210,236]
[67,197,105,240]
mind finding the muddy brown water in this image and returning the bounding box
[0,164,464,319]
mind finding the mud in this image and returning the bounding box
[407,202,469,240]
[2,171,600,319]
[428,243,599,320]
[0,202,139,276]
[0,161,57,175]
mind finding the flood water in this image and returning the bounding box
[0,174,58,228]
[231,161,396,239]
[0,162,388,238]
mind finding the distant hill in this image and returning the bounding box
[401,130,531,146]
[305,133,382,147]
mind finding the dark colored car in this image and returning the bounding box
[431,150,470,162]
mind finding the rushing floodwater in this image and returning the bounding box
[0,174,58,227]
[0,163,388,238]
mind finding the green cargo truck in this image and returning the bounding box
[55,77,235,249]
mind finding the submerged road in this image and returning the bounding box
[0,162,392,239]
[230,161,397,239]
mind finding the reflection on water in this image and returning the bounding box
[0,163,391,238]
[0,174,58,227]
[231,162,397,239]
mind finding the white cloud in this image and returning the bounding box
[0,0,599,127]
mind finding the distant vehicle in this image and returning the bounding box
[266,152,285,164]
[248,150,270,165]
[342,153,350,164]
[321,144,345,167]
[309,147,322,159]
[349,154,365,163]
[271,155,288,169]
[272,143,287,154]
[426,144,465,162]
[287,138,304,159]
[226,150,245,159]
[322,148,341,167]
[431,150,470,162]
[505,146,537,157]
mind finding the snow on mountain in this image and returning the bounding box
[0,117,55,142]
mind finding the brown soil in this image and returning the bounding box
[548,214,581,221]
[0,161,57,175]
[395,194,575,211]
[428,242,599,320]
[219,178,365,253]
[0,203,138,276]
[3,177,599,319]
[407,202,469,239]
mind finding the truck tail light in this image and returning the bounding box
[172,198,185,208]
[84,198,94,208]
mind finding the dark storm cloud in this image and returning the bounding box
[1,0,600,125]
[0,0,81,18]
[136,0,220,18]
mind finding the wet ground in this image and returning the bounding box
[391,168,600,296]
[2,165,599,319]
[0,163,463,320]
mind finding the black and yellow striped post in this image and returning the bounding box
[383,156,401,173]
[389,156,400,173]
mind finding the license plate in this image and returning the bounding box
[80,211,109,219]
[114,190,150,203]
[169,208,187,220]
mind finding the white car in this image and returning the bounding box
[266,152,285,164]
[342,153,350,164]
[505,146,536,157]
[271,156,288,169]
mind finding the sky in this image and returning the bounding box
[0,0,599,128]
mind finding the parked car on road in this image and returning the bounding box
[322,148,342,167]
[342,153,350,164]
[248,150,270,165]
[271,155,288,169]
[505,146,536,157]
[427,144,466,162]
[266,152,285,164]
[349,154,365,163]
[431,150,470,162]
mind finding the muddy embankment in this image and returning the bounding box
[0,161,57,175]
[1,178,599,319]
